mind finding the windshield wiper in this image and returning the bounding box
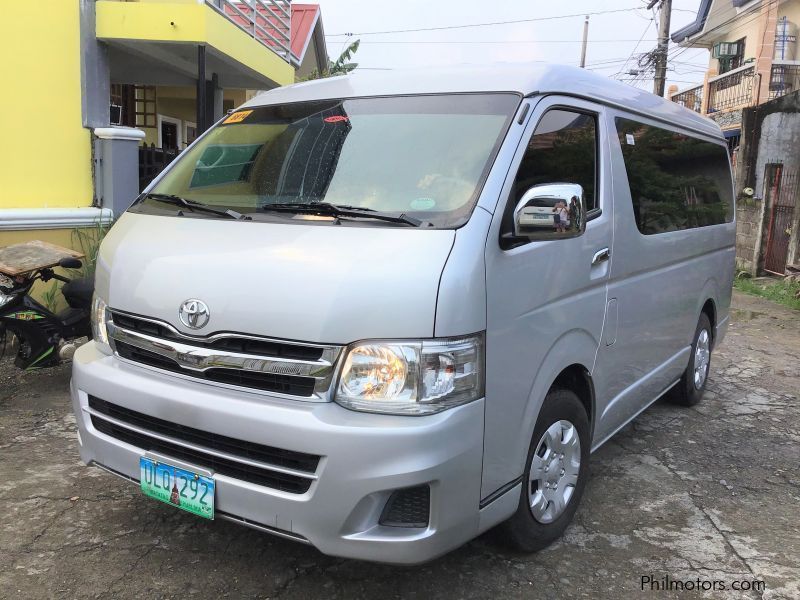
[258,202,424,227]
[143,193,251,220]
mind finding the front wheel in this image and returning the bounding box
[668,313,713,407]
[499,388,590,552]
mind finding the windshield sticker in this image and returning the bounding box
[323,115,349,123]
[223,110,253,124]
[626,133,635,146]
[410,198,436,210]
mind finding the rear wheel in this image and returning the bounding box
[668,313,713,407]
[499,388,590,552]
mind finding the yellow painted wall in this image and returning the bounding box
[96,1,294,87]
[1,229,96,309]
[0,3,93,209]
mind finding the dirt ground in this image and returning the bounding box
[1,290,798,599]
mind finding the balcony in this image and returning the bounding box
[670,84,703,114]
[707,64,755,113]
[96,0,295,89]
[207,0,294,65]
[769,62,800,101]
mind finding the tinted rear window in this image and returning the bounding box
[615,118,733,235]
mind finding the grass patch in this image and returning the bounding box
[734,276,800,310]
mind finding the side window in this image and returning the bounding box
[511,109,598,212]
[615,118,733,235]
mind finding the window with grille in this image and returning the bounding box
[135,86,157,128]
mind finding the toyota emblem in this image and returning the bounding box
[179,299,210,329]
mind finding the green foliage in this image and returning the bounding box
[734,277,800,311]
[69,219,111,280]
[304,39,360,80]
[40,281,61,313]
[34,220,111,311]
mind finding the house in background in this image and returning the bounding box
[670,0,800,277]
[0,0,327,250]
[668,0,800,152]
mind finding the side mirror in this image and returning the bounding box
[513,183,586,241]
[58,257,82,270]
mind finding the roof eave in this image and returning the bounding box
[670,0,713,43]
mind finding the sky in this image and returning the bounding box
[312,0,710,95]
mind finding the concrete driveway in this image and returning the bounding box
[1,290,798,599]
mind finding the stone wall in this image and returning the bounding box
[735,200,766,273]
[735,90,800,274]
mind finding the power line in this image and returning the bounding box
[353,39,660,45]
[326,7,648,37]
[613,15,655,80]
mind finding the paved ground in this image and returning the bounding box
[1,290,798,599]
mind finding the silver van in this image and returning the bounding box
[72,64,735,564]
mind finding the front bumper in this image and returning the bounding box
[71,342,485,564]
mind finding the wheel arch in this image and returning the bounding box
[552,364,595,438]
[696,278,720,347]
[516,329,598,468]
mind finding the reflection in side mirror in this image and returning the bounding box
[513,183,586,241]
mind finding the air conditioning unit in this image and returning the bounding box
[110,104,122,125]
[712,41,741,58]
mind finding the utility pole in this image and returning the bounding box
[580,15,589,68]
[650,0,672,96]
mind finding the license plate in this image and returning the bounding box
[139,456,214,519]
[534,213,551,219]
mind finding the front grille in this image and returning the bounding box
[89,397,320,494]
[379,485,431,528]
[115,340,317,397]
[111,312,323,361]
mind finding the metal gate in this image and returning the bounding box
[763,163,798,275]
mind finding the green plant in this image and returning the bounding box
[734,277,800,310]
[40,281,61,313]
[303,39,360,80]
[69,219,111,280]
[33,219,111,310]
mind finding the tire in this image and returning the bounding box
[668,313,713,407]
[499,388,590,552]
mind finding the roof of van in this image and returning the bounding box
[242,63,722,138]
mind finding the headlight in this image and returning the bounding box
[335,333,484,415]
[91,295,112,354]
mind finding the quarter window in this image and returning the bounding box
[615,118,733,235]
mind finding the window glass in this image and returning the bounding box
[134,94,518,228]
[615,118,733,235]
[510,109,598,214]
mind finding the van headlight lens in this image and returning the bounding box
[91,295,111,354]
[335,333,484,415]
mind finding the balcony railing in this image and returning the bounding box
[769,62,800,101]
[671,84,704,113]
[707,64,755,113]
[207,0,294,64]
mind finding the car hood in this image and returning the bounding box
[96,213,455,344]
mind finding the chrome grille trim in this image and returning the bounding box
[107,310,342,400]
[84,406,319,480]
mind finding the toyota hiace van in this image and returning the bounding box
[72,64,735,564]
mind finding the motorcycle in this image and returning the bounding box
[0,257,94,370]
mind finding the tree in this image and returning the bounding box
[304,39,360,80]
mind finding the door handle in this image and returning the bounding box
[591,247,610,265]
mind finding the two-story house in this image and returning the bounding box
[0,0,327,251]
[669,0,800,151]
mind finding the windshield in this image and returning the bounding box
[132,94,519,228]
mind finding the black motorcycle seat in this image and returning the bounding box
[61,277,94,309]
